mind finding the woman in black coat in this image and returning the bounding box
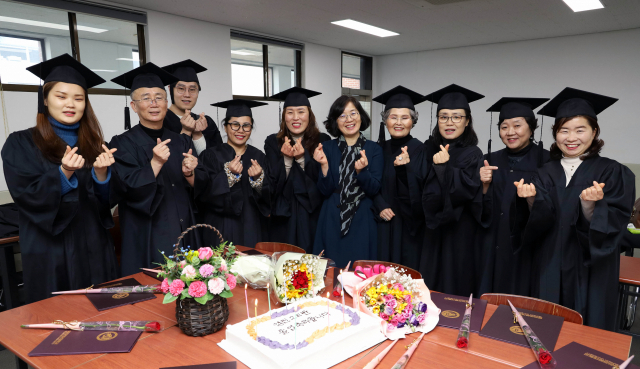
[518,88,635,330]
[264,87,331,251]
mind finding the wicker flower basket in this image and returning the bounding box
[172,224,230,337]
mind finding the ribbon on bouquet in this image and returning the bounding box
[354,264,389,280]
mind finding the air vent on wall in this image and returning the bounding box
[423,0,473,4]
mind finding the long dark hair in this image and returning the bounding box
[430,108,478,147]
[32,81,104,167]
[323,95,371,138]
[549,115,603,160]
[276,106,322,153]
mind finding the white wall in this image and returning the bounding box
[373,28,640,166]
[0,9,343,196]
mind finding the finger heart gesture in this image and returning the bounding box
[433,144,450,165]
[355,150,368,174]
[292,138,304,160]
[581,181,605,202]
[180,109,196,132]
[247,159,263,178]
[228,155,243,175]
[393,146,410,166]
[513,178,536,198]
[480,160,499,184]
[194,112,208,132]
[313,143,327,165]
[93,144,117,169]
[152,138,171,164]
[61,145,85,171]
[281,136,294,158]
[182,149,198,174]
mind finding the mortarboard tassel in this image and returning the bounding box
[37,85,45,115]
[487,111,492,161]
[537,115,544,167]
[124,106,131,130]
[429,101,434,140]
[377,121,385,146]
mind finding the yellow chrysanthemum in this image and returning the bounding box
[378,285,388,293]
[372,306,380,314]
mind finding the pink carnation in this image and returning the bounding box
[161,279,170,293]
[169,279,185,296]
[417,313,426,324]
[179,260,187,269]
[208,278,225,295]
[383,294,395,303]
[386,299,397,309]
[380,312,390,321]
[397,314,407,323]
[389,317,399,327]
[188,280,207,298]
[198,247,214,260]
[199,264,214,278]
[219,259,228,272]
[402,310,411,320]
[226,274,237,290]
[386,324,396,332]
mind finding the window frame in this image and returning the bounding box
[0,1,147,95]
[341,51,373,139]
[230,31,303,101]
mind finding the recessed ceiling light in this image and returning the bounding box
[563,0,604,12]
[0,16,107,33]
[331,19,399,38]
[231,49,262,56]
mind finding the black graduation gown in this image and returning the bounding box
[264,133,331,252]
[194,143,271,248]
[372,138,427,270]
[419,140,484,296]
[109,124,199,276]
[2,129,118,303]
[477,144,549,296]
[523,156,635,330]
[164,109,223,149]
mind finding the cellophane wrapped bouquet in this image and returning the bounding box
[270,252,329,303]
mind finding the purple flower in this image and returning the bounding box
[409,315,419,326]
[418,302,427,313]
[385,306,394,315]
[387,299,397,309]
[397,321,406,328]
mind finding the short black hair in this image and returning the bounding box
[497,116,538,141]
[323,95,371,138]
[430,109,479,147]
[168,81,201,104]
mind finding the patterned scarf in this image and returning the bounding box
[338,134,367,236]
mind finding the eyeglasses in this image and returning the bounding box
[175,86,198,95]
[132,97,166,106]
[388,116,412,124]
[438,115,466,124]
[227,122,253,132]
[338,111,359,122]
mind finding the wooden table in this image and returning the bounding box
[0,264,631,368]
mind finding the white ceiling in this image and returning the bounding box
[110,0,639,56]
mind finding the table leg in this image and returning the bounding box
[15,355,27,369]
[0,244,20,310]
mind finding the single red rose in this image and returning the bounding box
[456,337,468,348]
[333,290,341,297]
[538,351,552,364]
[145,322,161,332]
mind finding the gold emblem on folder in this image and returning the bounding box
[112,293,129,299]
[441,310,460,319]
[97,332,118,341]
[509,326,524,335]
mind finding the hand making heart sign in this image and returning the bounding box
[93,144,118,182]
[393,146,410,166]
[433,144,450,164]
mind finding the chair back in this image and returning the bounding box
[353,260,422,280]
[480,293,583,325]
[255,242,305,254]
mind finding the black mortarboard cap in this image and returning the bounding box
[487,97,549,122]
[373,85,423,112]
[211,99,267,119]
[161,59,207,85]
[271,87,321,108]
[537,87,617,119]
[27,53,105,114]
[111,63,178,130]
[422,84,484,112]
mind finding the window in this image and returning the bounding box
[0,0,147,93]
[231,31,302,99]
[341,52,373,138]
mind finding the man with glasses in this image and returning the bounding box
[109,63,201,276]
[162,60,222,154]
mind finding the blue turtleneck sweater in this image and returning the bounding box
[50,117,110,200]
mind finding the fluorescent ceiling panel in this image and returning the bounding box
[562,0,604,12]
[331,19,399,37]
[0,16,107,33]
[231,49,262,56]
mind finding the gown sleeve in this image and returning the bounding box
[264,137,289,216]
[2,132,78,235]
[194,148,243,216]
[405,144,428,223]
[355,143,383,197]
[576,162,636,265]
[317,144,337,197]
[203,116,223,148]
[249,151,271,217]
[108,135,164,215]
[521,169,557,253]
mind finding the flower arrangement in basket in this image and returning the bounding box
[270,252,328,303]
[155,224,237,336]
[360,267,428,334]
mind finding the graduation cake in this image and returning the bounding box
[218,297,386,369]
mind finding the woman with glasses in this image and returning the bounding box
[312,96,383,268]
[517,88,635,330]
[194,99,271,248]
[2,55,118,302]
[264,87,331,252]
[418,84,485,296]
[371,86,427,270]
